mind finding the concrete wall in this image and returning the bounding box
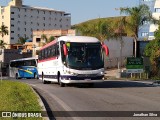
[104,37,134,69]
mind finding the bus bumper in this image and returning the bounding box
[60,75,104,84]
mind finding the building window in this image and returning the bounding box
[49,11,51,15]
[25,9,27,12]
[149,32,154,36]
[24,15,27,17]
[11,31,14,33]
[24,22,27,25]
[2,16,4,19]
[155,8,160,13]
[11,24,14,27]
[31,22,33,24]
[60,25,62,28]
[18,34,20,37]
[36,38,41,42]
[44,11,45,14]
[11,37,14,40]
[141,32,149,37]
[18,21,20,24]
[43,23,45,27]
[37,10,39,14]
[18,8,20,12]
[11,12,14,14]
[11,18,14,20]
[31,28,33,32]
[43,17,45,20]
[37,23,39,26]
[18,27,20,31]
[24,28,26,31]
[18,14,20,18]
[54,24,57,26]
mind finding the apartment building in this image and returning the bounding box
[0,0,71,47]
[139,0,160,40]
[137,0,160,56]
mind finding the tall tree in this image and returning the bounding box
[18,36,29,44]
[0,40,7,49]
[120,4,152,57]
[0,25,8,41]
[48,36,55,43]
[144,21,160,76]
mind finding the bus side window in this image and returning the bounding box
[42,49,45,59]
[56,43,59,56]
[39,51,42,60]
[48,46,51,58]
[51,45,55,57]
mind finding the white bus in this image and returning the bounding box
[38,36,109,87]
[9,57,38,79]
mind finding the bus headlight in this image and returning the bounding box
[100,71,104,75]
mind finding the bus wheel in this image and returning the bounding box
[34,73,38,79]
[58,73,65,87]
[15,73,19,79]
[42,73,47,84]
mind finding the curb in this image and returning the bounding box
[31,87,50,120]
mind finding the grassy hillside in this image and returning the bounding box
[72,16,133,39]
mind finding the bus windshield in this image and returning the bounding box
[66,42,104,70]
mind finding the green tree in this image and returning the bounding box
[18,36,29,44]
[0,25,8,41]
[48,36,55,43]
[77,19,114,41]
[0,40,7,49]
[120,4,152,57]
[144,22,160,76]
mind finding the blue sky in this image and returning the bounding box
[1,0,139,25]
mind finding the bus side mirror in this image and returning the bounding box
[102,43,109,56]
[63,44,68,56]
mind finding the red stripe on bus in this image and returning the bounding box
[40,40,57,50]
[38,56,58,63]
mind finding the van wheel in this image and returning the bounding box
[58,72,65,87]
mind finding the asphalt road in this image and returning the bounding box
[7,78,160,120]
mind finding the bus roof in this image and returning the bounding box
[58,36,100,43]
[10,57,38,62]
[40,36,100,50]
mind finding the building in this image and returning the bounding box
[0,0,71,47]
[32,29,76,56]
[137,0,160,56]
[138,0,160,40]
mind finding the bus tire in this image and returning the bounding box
[58,72,65,87]
[15,73,19,79]
[42,73,47,84]
[34,73,38,79]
